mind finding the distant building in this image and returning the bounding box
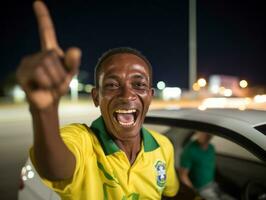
[208,75,243,97]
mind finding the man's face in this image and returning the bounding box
[197,132,213,145]
[92,53,154,141]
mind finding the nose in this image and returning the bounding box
[119,85,137,101]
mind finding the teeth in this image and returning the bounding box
[115,109,136,114]
[118,121,134,126]
[115,109,136,127]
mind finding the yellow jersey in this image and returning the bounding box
[30,116,179,200]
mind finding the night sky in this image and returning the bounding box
[1,0,266,91]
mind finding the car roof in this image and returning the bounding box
[146,108,266,161]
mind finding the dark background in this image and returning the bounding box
[0,0,266,90]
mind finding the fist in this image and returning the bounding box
[16,1,81,109]
[17,48,81,109]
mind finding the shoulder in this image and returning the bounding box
[60,123,94,136]
[60,123,95,147]
[147,129,174,151]
[185,140,197,149]
[61,123,89,132]
[60,123,96,157]
[209,143,215,151]
[182,140,197,154]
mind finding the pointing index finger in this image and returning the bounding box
[33,1,60,51]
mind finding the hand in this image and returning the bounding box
[16,1,81,109]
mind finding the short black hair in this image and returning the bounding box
[94,47,153,88]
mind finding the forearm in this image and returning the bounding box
[30,102,75,181]
[180,174,194,188]
[179,168,194,189]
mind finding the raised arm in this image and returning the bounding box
[16,1,81,181]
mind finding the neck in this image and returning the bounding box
[115,135,141,165]
[199,142,209,150]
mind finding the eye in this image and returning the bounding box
[104,82,119,89]
[133,81,148,90]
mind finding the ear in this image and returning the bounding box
[150,88,155,97]
[147,88,155,106]
[91,88,99,107]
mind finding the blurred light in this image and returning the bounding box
[70,78,78,89]
[219,87,225,95]
[197,78,207,87]
[198,105,207,111]
[162,87,182,100]
[84,84,93,93]
[200,97,250,109]
[192,83,200,91]
[22,176,27,181]
[21,164,35,181]
[201,98,227,108]
[78,83,84,91]
[21,167,26,175]
[27,171,35,179]
[26,165,32,171]
[224,89,232,97]
[209,75,221,94]
[218,87,233,97]
[239,80,248,88]
[69,76,79,101]
[210,85,219,94]
[246,97,252,104]
[157,81,166,90]
[238,105,246,111]
[12,85,26,102]
[254,94,266,103]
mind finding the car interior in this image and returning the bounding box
[144,124,266,200]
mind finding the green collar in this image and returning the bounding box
[90,116,160,155]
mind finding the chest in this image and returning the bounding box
[86,149,167,199]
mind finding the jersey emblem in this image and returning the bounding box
[154,160,166,188]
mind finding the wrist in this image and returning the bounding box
[29,100,59,114]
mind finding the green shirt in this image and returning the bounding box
[180,140,215,189]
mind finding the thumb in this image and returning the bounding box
[64,47,82,76]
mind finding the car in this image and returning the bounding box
[18,108,266,200]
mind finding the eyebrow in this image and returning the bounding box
[104,73,148,81]
[130,74,149,81]
[104,74,120,80]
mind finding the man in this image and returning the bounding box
[179,131,235,200]
[16,1,179,199]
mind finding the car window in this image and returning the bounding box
[143,124,171,134]
[144,123,263,165]
[188,131,261,162]
[211,136,261,162]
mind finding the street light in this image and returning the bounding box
[157,81,166,90]
[162,87,182,100]
[197,78,207,87]
[192,82,200,91]
[224,89,233,97]
[239,80,248,88]
[69,75,79,101]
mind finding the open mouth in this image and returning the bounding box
[113,109,138,127]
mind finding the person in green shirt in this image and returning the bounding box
[179,131,235,200]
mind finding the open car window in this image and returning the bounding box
[211,136,261,163]
[156,125,266,199]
